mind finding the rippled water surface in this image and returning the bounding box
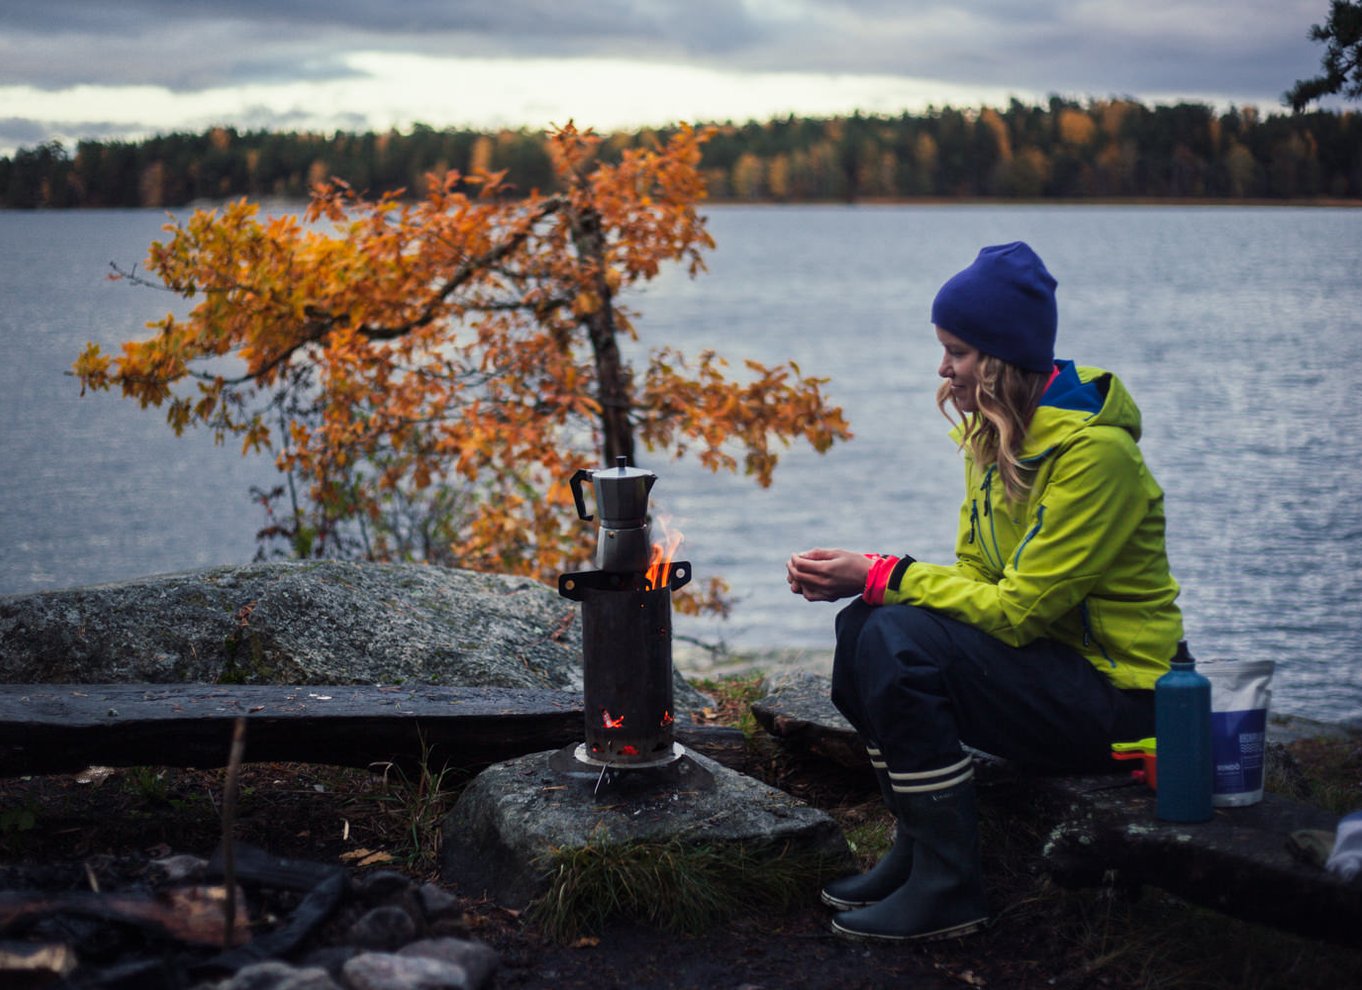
[3,204,1360,723]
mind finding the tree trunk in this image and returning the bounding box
[569,203,635,466]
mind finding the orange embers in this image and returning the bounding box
[601,709,673,731]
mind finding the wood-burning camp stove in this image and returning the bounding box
[550,458,712,790]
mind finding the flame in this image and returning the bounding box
[660,710,674,727]
[644,518,684,590]
[619,745,639,756]
[601,709,625,729]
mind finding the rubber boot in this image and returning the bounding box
[820,745,913,910]
[832,766,989,943]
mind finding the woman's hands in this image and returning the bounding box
[786,548,871,602]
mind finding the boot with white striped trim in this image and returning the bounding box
[831,758,989,943]
[820,745,914,910]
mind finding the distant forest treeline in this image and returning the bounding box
[3,98,1360,209]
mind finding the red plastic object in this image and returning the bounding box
[1111,750,1158,790]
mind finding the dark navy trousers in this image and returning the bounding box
[830,600,1154,774]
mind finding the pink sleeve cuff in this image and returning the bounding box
[862,554,900,606]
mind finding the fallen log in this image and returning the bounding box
[192,870,346,978]
[978,761,1362,949]
[0,684,745,776]
[0,886,251,948]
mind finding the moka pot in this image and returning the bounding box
[569,456,657,573]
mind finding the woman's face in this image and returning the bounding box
[936,327,981,412]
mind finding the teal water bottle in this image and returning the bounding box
[1155,641,1213,822]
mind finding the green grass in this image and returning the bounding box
[691,671,768,740]
[839,814,894,870]
[124,766,171,803]
[1272,735,1361,815]
[365,737,465,874]
[528,834,843,941]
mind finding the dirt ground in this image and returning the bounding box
[2,729,1360,989]
[0,761,1067,990]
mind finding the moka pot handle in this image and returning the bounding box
[569,468,594,521]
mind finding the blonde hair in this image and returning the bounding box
[936,353,1050,503]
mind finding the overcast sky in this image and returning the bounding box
[0,1,1338,158]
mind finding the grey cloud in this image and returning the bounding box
[0,116,151,156]
[0,0,1332,111]
[0,0,764,89]
[715,1,1324,104]
[0,118,61,152]
[0,20,364,90]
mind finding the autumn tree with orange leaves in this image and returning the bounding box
[73,124,851,611]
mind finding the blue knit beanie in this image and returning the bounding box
[931,241,1058,374]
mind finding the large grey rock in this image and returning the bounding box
[440,748,852,909]
[0,561,707,710]
[749,670,864,768]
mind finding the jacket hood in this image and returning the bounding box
[947,360,1143,460]
[1019,360,1141,460]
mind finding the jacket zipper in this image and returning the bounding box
[1013,505,1045,568]
[981,468,1004,571]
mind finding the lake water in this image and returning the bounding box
[2,204,1360,725]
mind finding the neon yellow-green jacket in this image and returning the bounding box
[881,361,1183,690]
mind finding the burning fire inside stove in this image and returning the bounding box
[644,525,684,591]
[556,458,694,771]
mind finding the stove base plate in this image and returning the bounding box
[547,742,716,795]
